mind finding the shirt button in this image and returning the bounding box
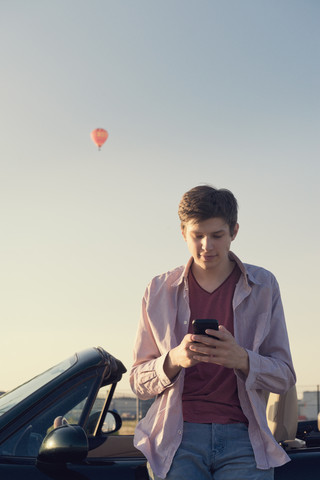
[184,321,188,325]
[178,430,182,435]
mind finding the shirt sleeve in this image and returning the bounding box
[235,275,296,394]
[129,292,180,400]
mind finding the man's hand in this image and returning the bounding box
[164,326,249,381]
[164,334,200,380]
[189,325,249,376]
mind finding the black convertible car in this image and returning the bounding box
[0,347,319,479]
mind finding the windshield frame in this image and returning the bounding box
[0,355,76,418]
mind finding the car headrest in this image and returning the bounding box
[266,385,298,442]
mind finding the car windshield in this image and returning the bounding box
[0,355,76,416]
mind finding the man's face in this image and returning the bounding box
[182,217,239,272]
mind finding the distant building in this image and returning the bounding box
[298,390,320,420]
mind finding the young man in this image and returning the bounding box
[130,185,296,480]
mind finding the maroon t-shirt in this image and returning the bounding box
[182,263,248,424]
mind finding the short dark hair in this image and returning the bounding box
[178,185,238,234]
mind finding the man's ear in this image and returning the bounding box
[181,226,187,241]
[231,223,239,241]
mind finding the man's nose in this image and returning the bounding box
[202,236,213,250]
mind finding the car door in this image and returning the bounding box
[0,458,148,480]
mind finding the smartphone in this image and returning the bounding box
[192,319,219,338]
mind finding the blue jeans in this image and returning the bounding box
[152,422,274,480]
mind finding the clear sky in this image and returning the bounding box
[1,1,319,395]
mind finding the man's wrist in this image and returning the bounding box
[238,348,249,376]
[164,349,182,381]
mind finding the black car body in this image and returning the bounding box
[0,346,319,479]
[0,347,148,480]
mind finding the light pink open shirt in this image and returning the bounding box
[130,253,296,479]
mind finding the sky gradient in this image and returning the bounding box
[1,1,319,395]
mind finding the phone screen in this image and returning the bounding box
[192,319,219,336]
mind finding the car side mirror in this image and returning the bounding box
[102,410,122,433]
[37,424,88,464]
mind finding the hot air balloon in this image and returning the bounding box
[91,128,109,150]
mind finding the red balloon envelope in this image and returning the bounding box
[91,128,109,150]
